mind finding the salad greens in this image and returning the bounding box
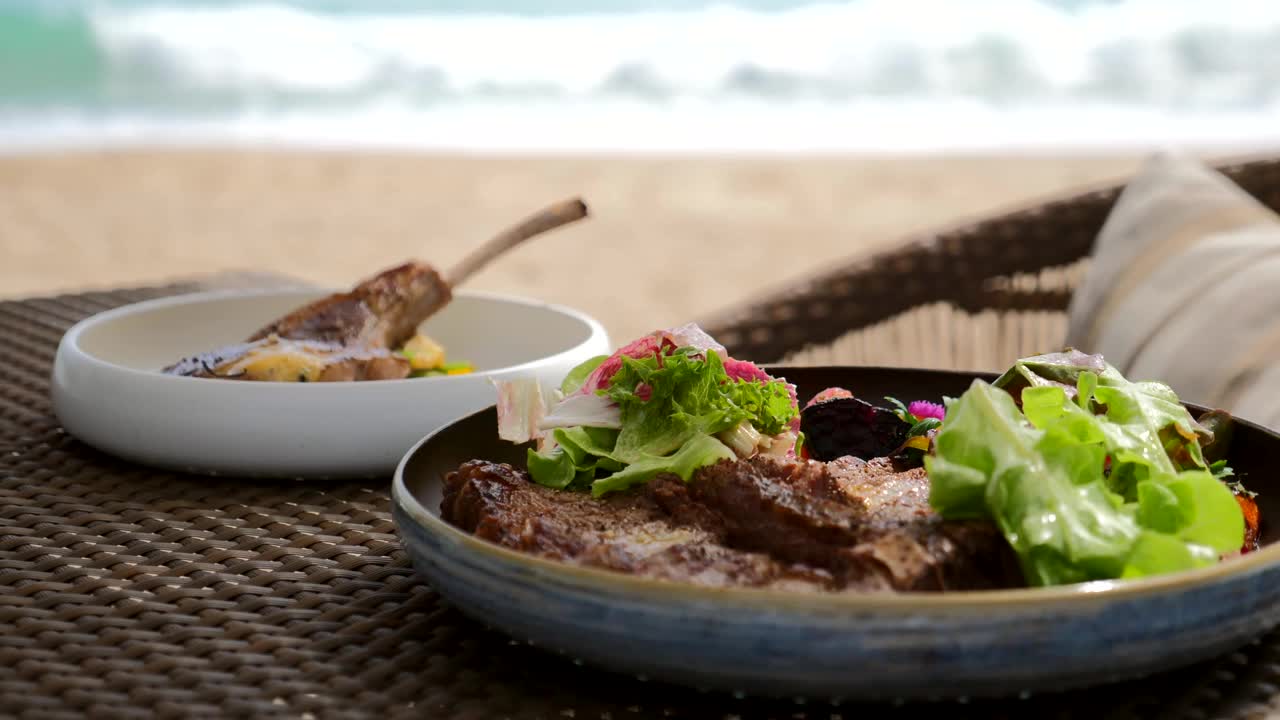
[500,327,800,497]
[926,351,1245,586]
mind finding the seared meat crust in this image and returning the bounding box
[248,262,450,349]
[441,456,1021,593]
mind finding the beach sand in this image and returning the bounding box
[0,149,1149,342]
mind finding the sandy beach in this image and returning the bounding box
[0,149,1150,343]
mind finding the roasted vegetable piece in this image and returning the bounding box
[401,333,447,370]
[1236,493,1261,553]
[799,396,910,462]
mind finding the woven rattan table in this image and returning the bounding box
[3,276,1280,720]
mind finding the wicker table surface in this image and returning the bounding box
[3,277,1279,720]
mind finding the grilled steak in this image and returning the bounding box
[442,455,1021,593]
[826,457,1019,591]
[442,459,835,591]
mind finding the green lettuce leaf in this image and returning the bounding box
[1090,375,1209,476]
[995,351,1212,475]
[1152,470,1245,552]
[992,349,1109,402]
[926,381,1141,585]
[554,426,621,465]
[722,376,799,436]
[1121,531,1211,579]
[527,426,623,491]
[927,374,1244,587]
[526,445,578,490]
[559,355,609,396]
[589,434,736,497]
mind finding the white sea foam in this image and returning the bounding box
[77,0,1280,106]
[6,100,1279,154]
[3,0,1280,151]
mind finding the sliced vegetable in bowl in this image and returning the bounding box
[400,333,475,378]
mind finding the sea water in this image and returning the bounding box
[2,0,1280,153]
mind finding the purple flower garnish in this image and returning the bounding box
[908,400,945,422]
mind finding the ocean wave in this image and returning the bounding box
[4,0,1280,112]
[5,99,1280,153]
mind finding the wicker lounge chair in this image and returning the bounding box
[702,154,1280,372]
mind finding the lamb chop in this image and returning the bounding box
[164,198,589,382]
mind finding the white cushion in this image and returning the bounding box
[1065,152,1280,429]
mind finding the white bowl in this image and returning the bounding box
[51,288,610,479]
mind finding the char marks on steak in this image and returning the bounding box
[442,460,835,591]
[442,456,1021,593]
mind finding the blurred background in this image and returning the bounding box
[3,0,1279,340]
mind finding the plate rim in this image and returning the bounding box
[393,364,1280,613]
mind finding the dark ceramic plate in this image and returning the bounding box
[392,366,1280,700]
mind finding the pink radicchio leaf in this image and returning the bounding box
[722,358,773,384]
[575,323,726,397]
[577,335,676,396]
